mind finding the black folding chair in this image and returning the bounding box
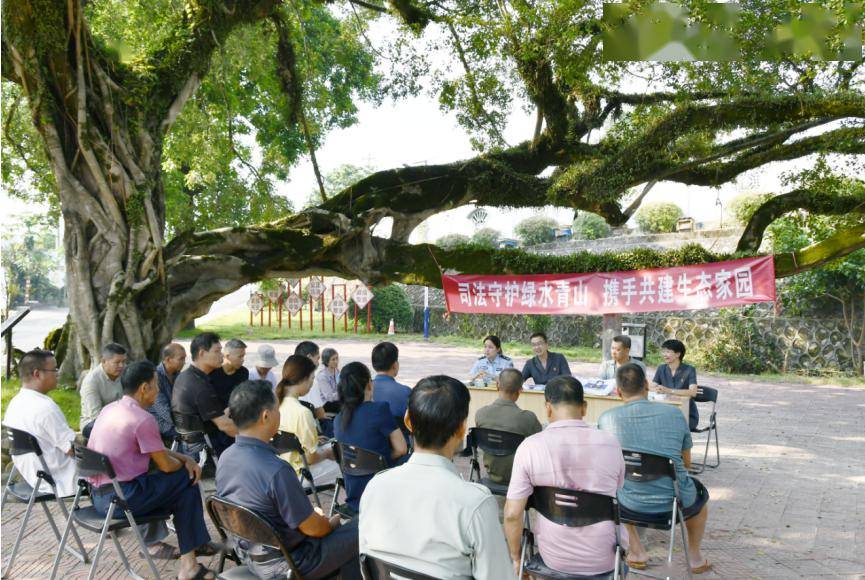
[689,387,719,474]
[1,426,88,577]
[360,553,438,580]
[171,411,217,469]
[518,486,625,580]
[206,495,321,580]
[49,444,172,580]
[621,450,692,580]
[270,430,335,509]
[466,427,526,496]
[329,441,388,519]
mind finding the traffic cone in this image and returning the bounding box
[387,318,395,335]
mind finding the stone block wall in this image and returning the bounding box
[408,302,856,374]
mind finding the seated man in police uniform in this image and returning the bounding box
[468,335,513,386]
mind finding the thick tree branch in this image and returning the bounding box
[141,0,282,132]
[161,210,863,332]
[552,94,865,208]
[774,223,865,278]
[737,186,865,253]
[668,125,865,188]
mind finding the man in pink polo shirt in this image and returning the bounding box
[88,360,215,580]
[503,375,628,578]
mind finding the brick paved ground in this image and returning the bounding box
[3,339,864,579]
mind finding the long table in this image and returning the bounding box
[467,385,686,427]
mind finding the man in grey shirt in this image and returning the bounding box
[598,335,646,380]
[80,343,127,430]
[475,368,542,484]
[360,375,515,580]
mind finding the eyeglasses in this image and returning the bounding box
[39,368,60,373]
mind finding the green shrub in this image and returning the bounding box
[471,227,500,248]
[573,212,612,240]
[635,202,683,233]
[436,233,471,249]
[692,309,784,374]
[728,192,773,225]
[515,216,557,246]
[356,285,413,333]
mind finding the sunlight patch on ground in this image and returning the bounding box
[724,444,816,461]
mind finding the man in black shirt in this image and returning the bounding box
[172,332,237,456]
[210,338,249,409]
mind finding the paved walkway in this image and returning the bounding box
[3,339,864,578]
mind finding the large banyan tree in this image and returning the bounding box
[1,0,863,374]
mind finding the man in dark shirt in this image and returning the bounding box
[209,338,249,409]
[521,332,572,385]
[475,369,541,484]
[149,343,186,442]
[371,342,411,425]
[217,380,361,580]
[172,332,237,456]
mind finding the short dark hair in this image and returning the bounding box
[612,335,631,349]
[529,332,548,343]
[190,332,221,360]
[121,360,157,395]
[101,343,127,360]
[661,339,686,361]
[616,362,647,396]
[409,375,470,449]
[371,342,399,372]
[229,380,277,430]
[321,347,338,367]
[498,368,523,395]
[295,341,320,358]
[545,375,584,406]
[19,349,55,381]
[161,343,185,360]
[225,338,247,351]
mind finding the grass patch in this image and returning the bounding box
[2,378,81,430]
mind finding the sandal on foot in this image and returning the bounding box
[691,560,712,574]
[141,541,180,560]
[178,563,215,580]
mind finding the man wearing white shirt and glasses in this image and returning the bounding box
[3,349,78,497]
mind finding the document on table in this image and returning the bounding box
[577,377,616,396]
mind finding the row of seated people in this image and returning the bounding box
[471,332,702,430]
[213,362,712,579]
[77,336,341,445]
[7,341,708,577]
[2,335,417,578]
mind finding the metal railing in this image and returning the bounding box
[1,308,31,380]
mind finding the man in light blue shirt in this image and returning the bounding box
[598,363,711,574]
[371,341,411,424]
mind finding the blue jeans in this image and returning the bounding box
[91,469,210,554]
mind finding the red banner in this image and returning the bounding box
[442,256,776,315]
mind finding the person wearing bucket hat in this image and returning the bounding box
[249,344,280,390]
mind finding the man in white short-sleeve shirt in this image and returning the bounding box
[360,375,515,580]
[3,350,78,497]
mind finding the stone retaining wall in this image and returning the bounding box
[408,303,856,374]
